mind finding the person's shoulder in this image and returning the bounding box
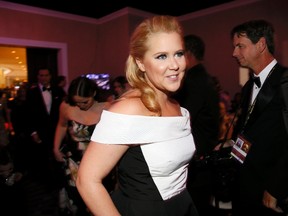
[59,101,72,115]
[51,85,61,91]
[29,83,39,89]
[108,89,146,115]
[60,100,69,108]
[187,64,210,79]
[96,101,111,111]
[109,97,143,115]
[27,84,40,93]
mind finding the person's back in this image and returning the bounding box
[175,34,220,156]
[174,34,220,215]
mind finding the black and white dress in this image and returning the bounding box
[91,108,198,216]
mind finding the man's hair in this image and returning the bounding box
[184,34,205,61]
[230,19,275,54]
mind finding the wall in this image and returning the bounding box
[0,0,287,96]
[180,0,288,96]
[96,10,154,79]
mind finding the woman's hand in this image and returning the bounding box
[54,148,65,162]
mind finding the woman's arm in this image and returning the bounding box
[76,141,128,216]
[53,102,69,162]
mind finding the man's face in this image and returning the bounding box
[38,69,51,86]
[232,34,260,69]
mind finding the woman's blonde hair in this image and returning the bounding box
[126,15,184,116]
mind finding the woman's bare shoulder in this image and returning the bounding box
[108,89,147,115]
[59,100,70,111]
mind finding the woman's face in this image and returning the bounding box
[136,32,186,94]
[73,95,94,111]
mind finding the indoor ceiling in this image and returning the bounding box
[0,46,27,80]
[3,0,234,19]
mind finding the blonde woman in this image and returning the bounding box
[76,16,198,216]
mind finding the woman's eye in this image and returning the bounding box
[175,51,184,57]
[156,54,167,60]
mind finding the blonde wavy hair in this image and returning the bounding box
[126,15,184,116]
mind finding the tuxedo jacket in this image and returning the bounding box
[26,84,63,148]
[174,64,220,156]
[233,63,288,204]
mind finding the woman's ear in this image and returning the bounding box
[136,58,145,72]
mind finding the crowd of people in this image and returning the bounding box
[0,15,287,216]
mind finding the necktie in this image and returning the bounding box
[252,76,261,88]
[42,86,51,91]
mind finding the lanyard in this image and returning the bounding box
[242,65,276,131]
[242,97,257,129]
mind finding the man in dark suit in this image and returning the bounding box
[231,19,288,216]
[26,68,64,180]
[174,34,220,215]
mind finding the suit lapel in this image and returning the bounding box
[235,78,253,133]
[249,64,283,123]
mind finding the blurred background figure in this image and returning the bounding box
[97,88,115,103]
[218,101,234,142]
[56,75,67,99]
[213,76,232,114]
[25,67,65,215]
[0,90,12,148]
[0,145,26,216]
[7,84,30,173]
[230,92,241,114]
[111,75,131,99]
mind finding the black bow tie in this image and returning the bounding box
[252,76,261,88]
[42,86,51,91]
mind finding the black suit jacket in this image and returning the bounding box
[26,84,63,150]
[174,64,220,156]
[232,63,288,211]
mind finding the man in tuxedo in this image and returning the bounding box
[231,20,288,216]
[174,34,220,215]
[26,68,64,181]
